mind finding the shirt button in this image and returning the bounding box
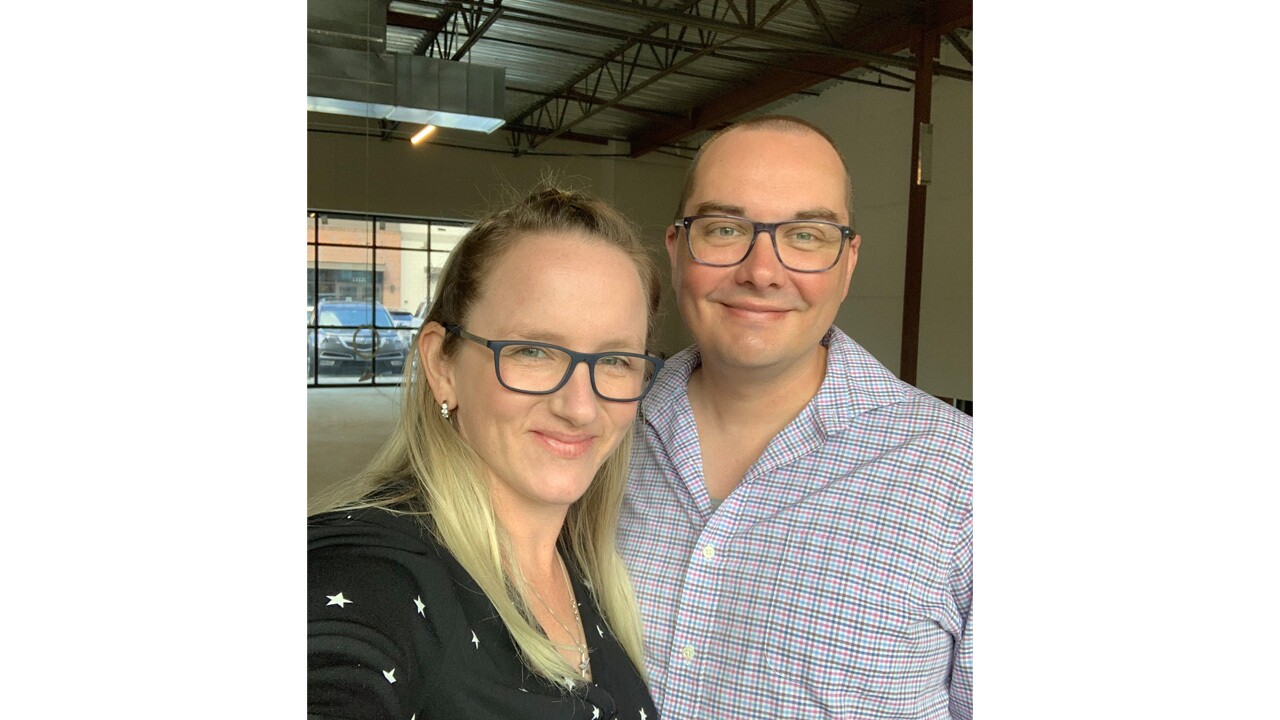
[702,544,715,560]
[682,645,696,660]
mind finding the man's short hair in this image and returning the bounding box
[674,115,856,233]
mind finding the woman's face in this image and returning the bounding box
[430,231,649,520]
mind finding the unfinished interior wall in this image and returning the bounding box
[777,38,973,400]
[307,134,687,499]
[307,57,972,500]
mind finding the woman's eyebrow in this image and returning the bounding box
[499,329,645,351]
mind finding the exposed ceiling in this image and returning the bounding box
[307,0,972,158]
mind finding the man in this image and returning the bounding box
[619,115,972,719]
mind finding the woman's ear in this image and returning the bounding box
[419,322,455,408]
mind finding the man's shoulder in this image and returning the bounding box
[823,327,972,441]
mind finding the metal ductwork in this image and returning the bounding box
[307,0,505,133]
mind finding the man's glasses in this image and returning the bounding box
[676,214,853,272]
[445,324,664,402]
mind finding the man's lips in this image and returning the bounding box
[531,431,596,459]
[719,300,791,319]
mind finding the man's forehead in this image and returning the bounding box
[688,130,849,220]
[704,125,838,155]
[695,128,845,182]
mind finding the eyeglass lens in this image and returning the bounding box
[496,344,657,401]
[687,216,843,270]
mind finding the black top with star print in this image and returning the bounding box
[308,507,659,720]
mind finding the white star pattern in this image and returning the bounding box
[639,709,647,720]
[413,595,425,616]
[592,706,601,719]
[470,630,480,649]
[383,668,396,683]
[326,592,352,608]
[596,624,604,638]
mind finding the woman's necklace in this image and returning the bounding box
[525,552,591,681]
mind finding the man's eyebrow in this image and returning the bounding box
[691,201,745,217]
[792,208,843,223]
[692,202,843,224]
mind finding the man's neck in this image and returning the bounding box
[689,344,829,430]
[686,344,829,500]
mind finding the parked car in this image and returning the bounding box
[387,309,416,344]
[309,300,407,377]
[413,299,432,327]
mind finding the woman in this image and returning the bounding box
[308,186,664,720]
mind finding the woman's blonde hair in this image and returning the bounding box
[312,183,661,688]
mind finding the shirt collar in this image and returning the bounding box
[642,326,909,436]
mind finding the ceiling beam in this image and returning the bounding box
[470,8,879,91]
[450,6,503,60]
[945,30,973,65]
[506,85,688,121]
[555,0,921,72]
[485,34,786,87]
[509,0,708,153]
[628,0,972,157]
[504,123,613,146]
[386,10,445,33]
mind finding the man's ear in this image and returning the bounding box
[418,321,455,407]
[665,223,682,280]
[839,234,861,299]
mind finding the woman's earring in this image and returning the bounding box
[440,402,451,420]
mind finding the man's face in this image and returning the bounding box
[667,127,860,374]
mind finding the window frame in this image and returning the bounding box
[307,209,471,388]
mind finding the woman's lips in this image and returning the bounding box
[532,431,595,459]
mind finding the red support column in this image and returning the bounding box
[899,14,941,386]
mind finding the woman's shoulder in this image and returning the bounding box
[308,506,457,613]
[309,507,461,718]
[309,505,437,553]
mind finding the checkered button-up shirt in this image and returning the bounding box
[620,326,972,719]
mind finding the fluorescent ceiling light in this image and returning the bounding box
[410,125,437,145]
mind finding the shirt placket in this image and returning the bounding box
[662,493,737,719]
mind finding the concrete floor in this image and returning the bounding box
[307,385,402,503]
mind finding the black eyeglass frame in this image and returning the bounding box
[444,324,665,403]
[675,214,854,273]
